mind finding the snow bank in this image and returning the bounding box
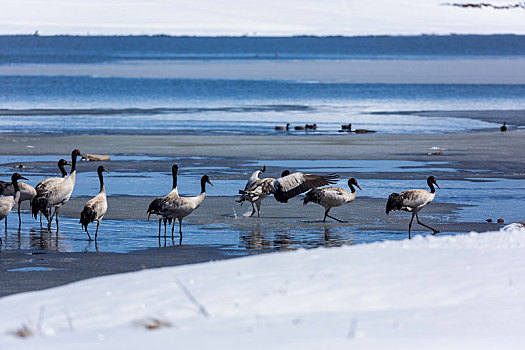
[1,225,525,349]
[1,0,525,35]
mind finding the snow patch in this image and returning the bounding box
[2,227,525,349]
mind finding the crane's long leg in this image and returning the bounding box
[4,217,7,232]
[86,227,92,241]
[416,213,440,234]
[178,218,183,245]
[255,200,262,218]
[17,202,22,225]
[408,213,415,239]
[158,219,161,238]
[55,207,60,232]
[324,208,347,223]
[249,202,256,217]
[95,220,100,241]
[48,207,58,230]
[326,214,347,223]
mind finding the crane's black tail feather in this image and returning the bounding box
[80,206,96,232]
[386,193,404,215]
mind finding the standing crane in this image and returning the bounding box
[386,176,440,239]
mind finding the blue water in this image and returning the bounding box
[0,36,524,254]
[0,76,521,134]
[2,35,525,63]
[1,35,525,134]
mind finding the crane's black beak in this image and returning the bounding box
[434,180,440,189]
[356,183,362,191]
[20,176,29,181]
[207,179,214,186]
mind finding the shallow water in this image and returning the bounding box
[1,173,523,254]
[1,154,523,254]
[0,212,438,254]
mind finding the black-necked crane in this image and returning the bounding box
[33,158,71,224]
[239,169,339,217]
[303,178,362,222]
[0,175,36,226]
[80,166,109,241]
[147,164,179,237]
[386,176,440,239]
[160,175,213,244]
[273,171,339,203]
[237,165,267,217]
[0,173,28,232]
[31,149,83,230]
[500,122,507,133]
[238,169,290,218]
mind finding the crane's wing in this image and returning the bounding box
[273,172,339,203]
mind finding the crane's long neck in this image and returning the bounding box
[70,153,78,174]
[200,178,207,194]
[348,183,356,193]
[428,182,436,194]
[172,168,178,190]
[11,177,21,203]
[59,163,68,177]
[98,169,105,193]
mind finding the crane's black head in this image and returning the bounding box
[12,173,28,182]
[58,159,71,167]
[261,165,266,173]
[172,164,178,173]
[281,170,291,177]
[72,149,84,158]
[201,174,213,186]
[427,176,440,189]
[97,166,110,174]
[348,178,362,191]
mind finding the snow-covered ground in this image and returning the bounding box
[1,224,525,349]
[1,0,525,35]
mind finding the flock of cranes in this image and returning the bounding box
[0,148,442,243]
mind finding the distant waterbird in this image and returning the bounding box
[80,166,109,241]
[275,123,290,131]
[341,123,352,131]
[303,178,362,222]
[386,176,440,239]
[0,173,28,231]
[500,122,507,134]
[147,164,179,237]
[160,175,213,244]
